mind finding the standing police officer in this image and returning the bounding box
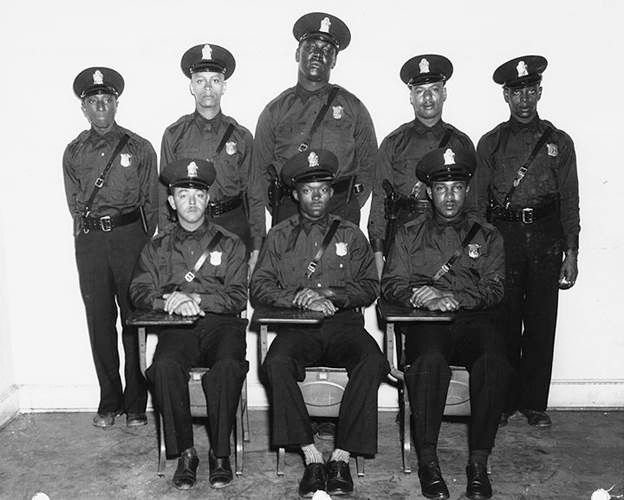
[471,56,580,427]
[250,150,388,498]
[159,44,254,256]
[382,147,509,500]
[63,67,158,427]
[368,54,475,277]
[248,12,377,261]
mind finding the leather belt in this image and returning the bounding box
[333,176,363,195]
[82,209,140,232]
[398,198,430,212]
[491,200,558,224]
[206,195,243,217]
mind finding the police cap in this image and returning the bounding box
[161,159,216,191]
[73,67,124,99]
[281,150,338,188]
[493,55,547,89]
[293,12,351,51]
[416,147,476,185]
[400,54,453,86]
[181,43,236,79]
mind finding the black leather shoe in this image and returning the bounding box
[208,449,233,489]
[418,461,449,499]
[326,460,353,496]
[92,411,120,428]
[498,411,511,427]
[298,462,327,498]
[521,409,552,428]
[466,462,492,499]
[172,448,199,490]
[126,412,147,427]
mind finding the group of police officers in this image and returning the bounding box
[63,11,579,500]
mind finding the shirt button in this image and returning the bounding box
[100,152,105,157]
[317,283,322,288]
[339,263,343,268]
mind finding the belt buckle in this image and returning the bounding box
[521,207,534,224]
[184,271,196,283]
[99,215,112,232]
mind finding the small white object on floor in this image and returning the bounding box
[592,486,624,500]
[31,494,50,500]
[312,490,332,500]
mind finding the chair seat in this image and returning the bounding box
[444,366,471,416]
[299,367,348,417]
[188,368,209,417]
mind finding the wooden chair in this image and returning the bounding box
[376,300,470,474]
[251,306,364,477]
[127,310,249,477]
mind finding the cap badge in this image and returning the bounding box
[468,243,481,259]
[202,44,213,60]
[335,242,348,257]
[209,251,222,266]
[516,60,528,78]
[93,70,104,85]
[547,143,559,157]
[332,105,343,120]
[419,58,430,74]
[308,152,319,168]
[187,161,199,178]
[443,148,456,166]
[120,153,132,168]
[320,17,331,33]
[225,141,237,155]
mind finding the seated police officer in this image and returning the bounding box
[130,159,248,490]
[250,150,388,498]
[381,148,510,499]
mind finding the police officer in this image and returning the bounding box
[248,12,377,260]
[63,67,158,428]
[159,44,255,257]
[368,54,475,277]
[471,56,580,428]
[130,159,248,490]
[382,147,509,500]
[250,150,388,498]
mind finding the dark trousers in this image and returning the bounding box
[74,219,148,414]
[206,203,251,255]
[274,188,360,226]
[404,311,510,454]
[262,310,389,455]
[494,215,563,412]
[146,314,248,458]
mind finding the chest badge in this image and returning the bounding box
[468,243,481,259]
[120,153,132,167]
[335,242,348,256]
[225,141,237,155]
[209,251,222,266]
[546,143,558,157]
[332,105,343,120]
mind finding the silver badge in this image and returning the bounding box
[468,243,481,259]
[187,161,199,177]
[335,242,348,256]
[443,148,455,166]
[320,17,331,33]
[546,143,559,157]
[202,44,213,60]
[516,60,528,78]
[332,105,343,119]
[308,152,319,168]
[93,70,104,85]
[225,141,237,155]
[120,153,132,167]
[209,251,222,266]
[419,58,430,74]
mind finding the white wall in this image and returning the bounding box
[1,0,623,414]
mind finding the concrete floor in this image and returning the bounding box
[0,410,622,500]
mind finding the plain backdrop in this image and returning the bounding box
[1,0,622,418]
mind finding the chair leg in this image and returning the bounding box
[277,447,285,476]
[401,381,412,474]
[243,380,250,443]
[235,399,244,476]
[157,412,166,477]
[355,456,365,477]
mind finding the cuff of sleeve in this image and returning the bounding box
[328,288,349,309]
[153,298,165,311]
[252,237,264,251]
[370,238,384,253]
[566,234,579,251]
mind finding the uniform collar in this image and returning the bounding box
[87,122,123,145]
[298,213,330,235]
[193,110,224,130]
[411,118,445,136]
[174,219,212,242]
[508,114,541,132]
[431,210,469,230]
[294,83,332,102]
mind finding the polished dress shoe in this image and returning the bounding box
[521,409,552,428]
[208,449,233,489]
[126,412,147,427]
[298,462,327,498]
[326,460,353,495]
[418,461,449,499]
[466,462,492,499]
[172,448,199,490]
[92,411,119,428]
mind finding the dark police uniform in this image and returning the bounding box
[368,55,475,253]
[471,56,580,416]
[159,44,254,251]
[63,67,158,420]
[250,150,388,457]
[248,12,377,250]
[130,159,248,460]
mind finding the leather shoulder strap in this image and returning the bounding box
[432,222,481,282]
[298,86,340,152]
[176,231,224,290]
[215,124,236,154]
[305,219,341,279]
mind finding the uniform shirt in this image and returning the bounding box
[472,115,580,250]
[159,111,254,233]
[63,123,158,234]
[130,221,247,314]
[368,119,474,252]
[382,212,505,310]
[250,214,378,310]
[248,84,378,247]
